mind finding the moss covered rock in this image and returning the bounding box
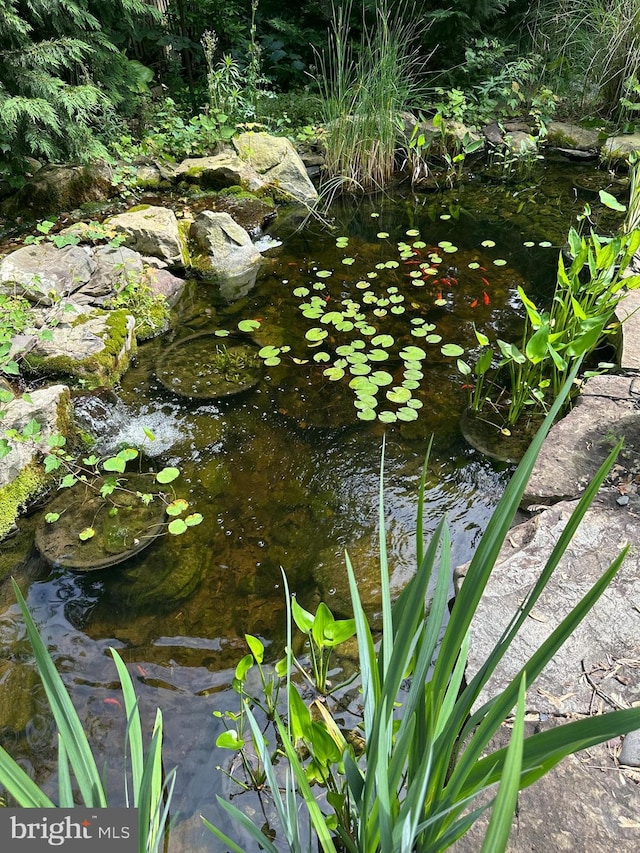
[1,163,116,219]
[105,205,189,270]
[0,384,74,541]
[22,308,136,388]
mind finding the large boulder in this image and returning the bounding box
[105,205,189,269]
[1,163,115,218]
[0,244,96,305]
[174,153,262,192]
[232,133,319,204]
[453,490,640,850]
[189,211,262,285]
[546,121,602,153]
[0,384,74,540]
[602,133,640,163]
[19,307,136,388]
[523,375,640,506]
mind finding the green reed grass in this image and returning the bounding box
[205,363,640,852]
[525,0,640,116]
[317,1,430,191]
[0,580,175,853]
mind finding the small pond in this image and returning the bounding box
[0,158,626,850]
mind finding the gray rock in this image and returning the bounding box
[0,244,96,305]
[547,121,602,152]
[190,211,262,284]
[0,384,73,539]
[617,287,640,371]
[174,153,262,192]
[455,490,640,717]
[1,162,115,217]
[105,205,188,269]
[619,729,640,766]
[504,130,537,154]
[142,266,185,307]
[523,375,640,506]
[75,245,144,305]
[453,739,640,852]
[232,132,319,204]
[22,308,136,388]
[602,133,640,162]
[453,489,640,849]
[133,164,164,189]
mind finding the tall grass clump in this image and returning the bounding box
[317,1,431,192]
[0,580,175,853]
[205,367,640,852]
[524,0,640,117]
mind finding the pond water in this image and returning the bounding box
[0,159,626,850]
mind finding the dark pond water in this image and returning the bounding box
[0,159,627,850]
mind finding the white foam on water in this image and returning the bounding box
[74,396,192,458]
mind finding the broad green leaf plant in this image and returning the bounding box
[0,581,175,853]
[460,226,640,430]
[206,365,640,852]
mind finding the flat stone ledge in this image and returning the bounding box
[523,375,640,507]
[454,489,640,850]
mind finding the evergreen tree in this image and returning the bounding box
[0,0,159,178]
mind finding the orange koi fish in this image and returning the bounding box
[483,291,490,305]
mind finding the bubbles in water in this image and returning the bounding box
[73,395,193,457]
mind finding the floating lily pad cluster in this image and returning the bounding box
[211,224,519,425]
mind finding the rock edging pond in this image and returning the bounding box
[455,368,640,850]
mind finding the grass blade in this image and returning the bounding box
[58,736,74,807]
[479,676,526,852]
[204,802,278,853]
[0,744,55,807]
[11,578,107,807]
[110,648,144,807]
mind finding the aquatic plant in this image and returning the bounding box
[317,0,431,191]
[206,369,640,851]
[0,580,175,853]
[41,440,202,541]
[461,225,640,431]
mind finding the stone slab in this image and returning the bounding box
[454,490,640,850]
[456,491,640,716]
[523,376,640,506]
[618,289,640,371]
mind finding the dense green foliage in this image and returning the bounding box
[0,0,639,187]
[0,0,160,177]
